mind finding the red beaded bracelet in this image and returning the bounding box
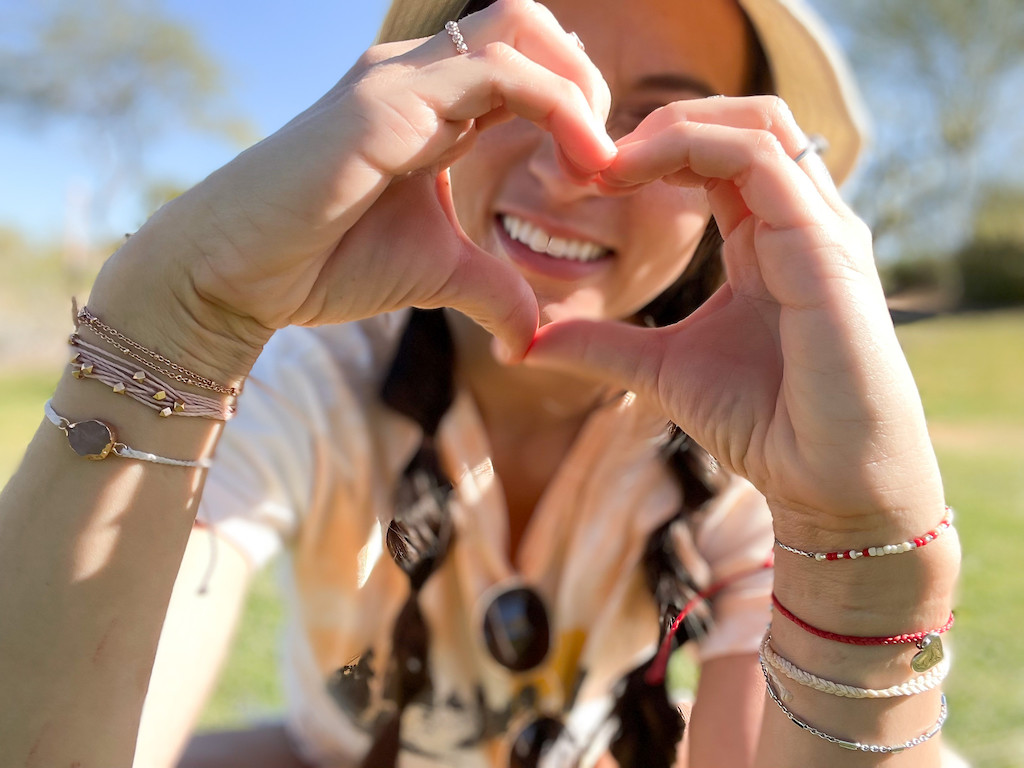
[775,507,954,562]
[771,593,955,646]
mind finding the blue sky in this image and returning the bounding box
[2,1,1020,255]
[1,1,392,241]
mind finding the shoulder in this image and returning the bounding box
[255,311,409,384]
[245,311,411,412]
[693,475,774,570]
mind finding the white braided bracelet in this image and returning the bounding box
[760,632,950,700]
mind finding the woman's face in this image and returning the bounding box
[450,0,752,323]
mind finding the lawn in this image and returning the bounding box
[2,309,1022,766]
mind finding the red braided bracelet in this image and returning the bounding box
[771,593,954,645]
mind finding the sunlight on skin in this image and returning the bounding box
[69,463,143,583]
[69,452,211,583]
[541,286,606,324]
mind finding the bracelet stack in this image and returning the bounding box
[762,509,957,754]
[70,334,235,420]
[49,300,241,469]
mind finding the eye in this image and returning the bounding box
[606,103,665,138]
[606,91,716,138]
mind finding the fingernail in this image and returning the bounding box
[596,128,618,158]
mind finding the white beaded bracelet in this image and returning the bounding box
[760,632,950,700]
[775,507,954,561]
[45,400,211,469]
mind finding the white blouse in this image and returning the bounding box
[197,314,775,767]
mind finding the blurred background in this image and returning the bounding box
[1,0,1021,765]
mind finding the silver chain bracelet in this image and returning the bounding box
[761,657,948,753]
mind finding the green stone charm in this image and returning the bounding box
[911,633,944,673]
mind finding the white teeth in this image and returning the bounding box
[500,215,609,262]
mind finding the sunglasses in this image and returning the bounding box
[481,583,578,767]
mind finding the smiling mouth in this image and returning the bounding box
[499,215,612,263]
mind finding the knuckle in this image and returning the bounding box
[756,95,797,133]
[849,215,874,247]
[750,129,786,166]
[493,0,535,22]
[477,40,519,68]
[493,0,561,36]
[347,61,399,101]
[357,43,396,69]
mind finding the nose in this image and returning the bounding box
[526,133,604,205]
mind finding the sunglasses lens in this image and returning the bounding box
[508,715,565,768]
[482,586,550,672]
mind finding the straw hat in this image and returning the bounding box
[376,0,869,184]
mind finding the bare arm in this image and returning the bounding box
[0,338,246,766]
[687,653,764,768]
[133,526,254,768]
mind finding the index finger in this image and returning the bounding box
[410,0,612,125]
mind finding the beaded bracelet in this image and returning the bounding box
[761,660,948,754]
[69,333,235,420]
[775,507,954,561]
[760,632,950,699]
[45,400,211,468]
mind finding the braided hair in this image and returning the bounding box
[363,221,727,765]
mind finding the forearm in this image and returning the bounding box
[756,502,961,766]
[0,227,261,767]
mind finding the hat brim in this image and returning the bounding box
[377,0,869,184]
[738,0,869,183]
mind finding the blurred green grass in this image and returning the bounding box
[2,309,1022,765]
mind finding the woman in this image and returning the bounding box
[0,0,961,766]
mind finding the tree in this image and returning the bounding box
[816,0,1024,262]
[0,0,252,230]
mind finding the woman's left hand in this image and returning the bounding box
[521,96,944,539]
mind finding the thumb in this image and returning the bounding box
[426,170,539,358]
[522,319,670,399]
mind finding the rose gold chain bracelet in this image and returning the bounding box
[73,300,239,397]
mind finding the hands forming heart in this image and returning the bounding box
[135,0,943,534]
[524,97,945,533]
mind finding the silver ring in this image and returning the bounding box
[792,145,816,164]
[445,20,469,55]
[569,31,585,52]
[793,134,829,164]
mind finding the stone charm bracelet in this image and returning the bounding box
[44,400,210,469]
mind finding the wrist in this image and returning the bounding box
[86,210,272,389]
[772,527,960,638]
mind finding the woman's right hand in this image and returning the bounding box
[92,0,615,370]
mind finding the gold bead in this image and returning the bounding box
[72,367,84,379]
[173,402,185,413]
[112,382,127,394]
[133,371,146,382]
[70,352,81,363]
[80,364,94,376]
[68,333,78,345]
[153,390,167,401]
[159,407,173,417]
